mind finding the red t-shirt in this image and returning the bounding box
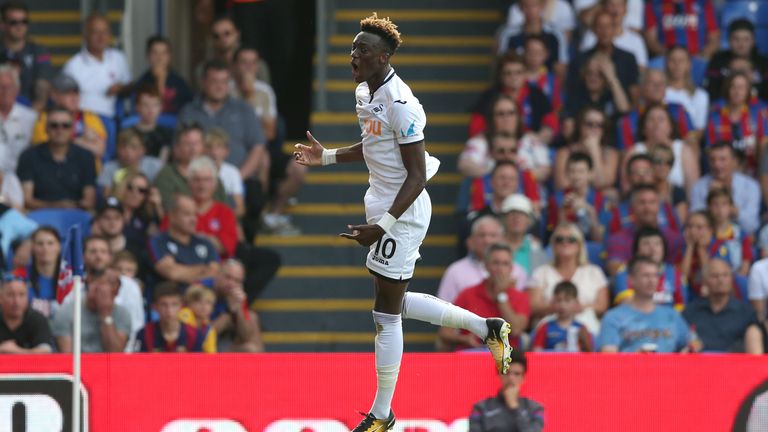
[453,280,530,350]
[160,202,238,258]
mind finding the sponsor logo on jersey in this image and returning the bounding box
[364,119,382,137]
[400,121,416,138]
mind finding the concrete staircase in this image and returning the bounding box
[256,1,503,351]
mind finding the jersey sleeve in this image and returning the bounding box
[531,324,548,350]
[597,311,622,350]
[389,98,426,145]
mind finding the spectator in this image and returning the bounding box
[579,0,648,68]
[523,35,562,113]
[52,268,131,353]
[197,16,270,85]
[506,0,576,42]
[0,1,53,110]
[684,258,763,354]
[706,72,768,175]
[438,215,527,304]
[210,259,264,352]
[468,349,544,432]
[136,281,213,353]
[31,73,106,161]
[62,13,130,118]
[0,63,35,174]
[17,106,96,211]
[230,46,277,141]
[205,128,245,217]
[178,283,217,352]
[612,226,688,308]
[133,36,192,115]
[575,0,643,32]
[605,184,684,275]
[707,188,753,277]
[691,142,761,235]
[602,154,659,223]
[113,172,162,247]
[131,85,174,162]
[599,256,691,352]
[22,226,60,319]
[527,223,608,334]
[531,281,593,352]
[643,0,719,59]
[462,159,542,220]
[705,19,768,100]
[112,250,139,285]
[500,194,548,275]
[8,237,30,274]
[748,256,768,322]
[0,201,36,261]
[648,144,687,224]
[555,106,619,191]
[498,0,568,75]
[154,121,229,209]
[665,46,710,132]
[548,152,605,241]
[98,129,163,196]
[0,276,52,353]
[149,194,220,286]
[438,243,530,351]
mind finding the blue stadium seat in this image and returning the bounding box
[119,113,178,130]
[27,209,91,239]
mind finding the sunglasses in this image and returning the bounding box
[128,184,149,194]
[47,121,72,130]
[5,18,28,26]
[212,30,232,40]
[554,235,579,245]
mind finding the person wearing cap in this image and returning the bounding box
[92,196,151,281]
[0,63,35,175]
[705,18,768,101]
[31,72,106,162]
[500,193,548,276]
[0,275,52,353]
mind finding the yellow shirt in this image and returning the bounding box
[178,307,217,353]
[32,110,107,144]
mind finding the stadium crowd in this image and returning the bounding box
[1,0,768,360]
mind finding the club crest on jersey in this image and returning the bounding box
[364,119,382,136]
[372,104,384,113]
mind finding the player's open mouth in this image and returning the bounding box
[351,62,359,78]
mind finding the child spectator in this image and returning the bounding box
[707,188,753,276]
[131,85,174,162]
[9,238,31,273]
[531,281,593,352]
[523,35,562,112]
[98,129,163,197]
[112,250,143,292]
[136,282,213,353]
[178,283,217,353]
[205,128,245,217]
[681,210,733,298]
[547,152,604,241]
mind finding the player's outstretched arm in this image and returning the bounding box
[294,130,364,167]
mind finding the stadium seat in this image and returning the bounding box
[119,113,178,130]
[27,209,92,239]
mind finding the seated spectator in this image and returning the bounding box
[523,35,562,113]
[52,268,131,353]
[527,223,608,334]
[605,184,684,275]
[18,106,96,211]
[684,258,763,354]
[178,283,217,352]
[506,0,576,42]
[575,0,643,32]
[648,144,687,223]
[196,15,270,85]
[748,256,768,322]
[499,0,567,75]
[154,121,229,209]
[613,226,688,309]
[136,281,213,353]
[707,188,753,277]
[624,103,699,191]
[705,19,768,101]
[691,142,761,235]
[0,276,52,353]
[643,0,719,60]
[0,201,36,261]
[98,129,163,196]
[113,171,162,244]
[438,215,527,304]
[706,72,768,175]
[19,226,60,319]
[438,243,530,351]
[210,259,264,352]
[665,46,709,133]
[62,13,130,118]
[469,53,556,143]
[468,349,544,431]
[0,1,54,110]
[230,46,277,141]
[149,194,220,286]
[599,257,691,352]
[31,73,105,161]
[205,128,245,217]
[133,35,192,115]
[112,250,141,289]
[0,64,35,174]
[531,281,593,352]
[548,152,605,242]
[8,237,30,273]
[555,106,619,191]
[580,1,648,68]
[131,85,174,162]
[501,194,548,275]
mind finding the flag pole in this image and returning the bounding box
[72,273,82,432]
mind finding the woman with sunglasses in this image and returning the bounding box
[113,171,162,241]
[460,95,523,177]
[527,223,608,334]
[554,107,618,193]
[648,144,687,224]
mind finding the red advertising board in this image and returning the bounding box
[0,352,766,431]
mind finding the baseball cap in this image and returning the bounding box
[96,196,123,217]
[500,194,533,216]
[51,73,79,92]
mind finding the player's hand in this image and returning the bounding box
[293,130,325,167]
[339,223,385,247]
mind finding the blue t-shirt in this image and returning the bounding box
[598,303,689,352]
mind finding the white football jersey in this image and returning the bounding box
[355,68,440,199]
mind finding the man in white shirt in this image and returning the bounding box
[0,63,35,174]
[579,0,648,68]
[63,13,130,118]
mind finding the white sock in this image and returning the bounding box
[401,292,488,339]
[370,311,402,419]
